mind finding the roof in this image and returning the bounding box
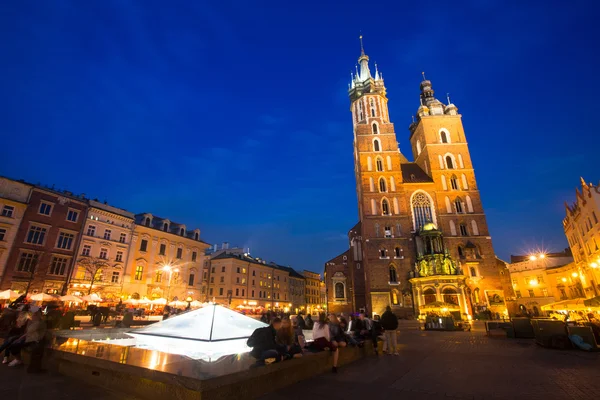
[135,213,209,245]
[211,252,306,278]
[400,163,433,183]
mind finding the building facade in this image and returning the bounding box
[325,39,504,318]
[0,187,88,294]
[564,179,600,298]
[122,213,209,302]
[303,270,322,315]
[0,178,32,282]
[68,200,135,301]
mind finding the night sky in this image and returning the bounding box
[1,1,599,271]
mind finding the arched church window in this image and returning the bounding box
[370,98,376,117]
[450,175,459,190]
[459,223,468,236]
[382,199,390,215]
[454,198,464,214]
[441,131,449,143]
[470,267,477,277]
[358,101,364,120]
[423,288,436,305]
[471,220,480,236]
[376,157,383,172]
[446,155,455,169]
[416,140,422,156]
[394,247,401,258]
[411,192,433,230]
[379,178,387,192]
[442,288,458,304]
[380,248,387,258]
[372,123,378,134]
[457,246,464,257]
[389,266,398,283]
[373,139,381,152]
[334,282,345,299]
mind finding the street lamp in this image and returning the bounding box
[162,264,179,301]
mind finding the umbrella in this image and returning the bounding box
[123,298,139,305]
[168,300,187,308]
[60,295,83,303]
[150,298,167,305]
[29,293,59,302]
[82,293,103,302]
[0,290,19,300]
[137,297,151,304]
[190,300,203,308]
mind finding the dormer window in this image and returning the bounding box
[163,223,169,232]
[145,218,150,227]
[180,228,185,236]
[194,232,199,240]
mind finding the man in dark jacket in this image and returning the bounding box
[247,318,282,364]
[380,306,399,355]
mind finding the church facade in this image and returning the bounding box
[324,39,506,319]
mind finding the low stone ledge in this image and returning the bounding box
[44,344,374,400]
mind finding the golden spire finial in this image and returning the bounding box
[359,33,365,56]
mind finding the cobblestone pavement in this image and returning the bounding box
[261,328,600,400]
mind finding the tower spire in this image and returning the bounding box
[357,34,371,81]
[446,93,451,105]
[359,34,365,56]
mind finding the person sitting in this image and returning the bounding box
[6,310,46,367]
[292,316,306,349]
[1,308,29,364]
[352,313,372,343]
[247,317,283,365]
[277,318,303,359]
[312,313,340,373]
[296,314,306,330]
[304,314,314,329]
[338,316,358,346]
[328,314,348,350]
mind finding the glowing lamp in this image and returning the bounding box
[591,263,598,268]
[529,279,538,286]
[186,296,192,302]
[529,255,537,261]
[572,272,578,278]
[539,254,545,259]
[561,277,567,282]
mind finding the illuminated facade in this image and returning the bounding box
[122,213,209,302]
[325,38,505,318]
[303,270,322,314]
[68,200,135,300]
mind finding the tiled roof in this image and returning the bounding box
[400,163,434,183]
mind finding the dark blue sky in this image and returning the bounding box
[1,1,599,270]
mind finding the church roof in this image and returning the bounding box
[400,163,433,183]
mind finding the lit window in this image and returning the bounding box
[155,270,163,283]
[379,178,387,192]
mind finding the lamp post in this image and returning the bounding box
[162,264,179,302]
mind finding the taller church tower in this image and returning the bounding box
[328,37,506,318]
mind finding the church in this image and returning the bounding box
[324,38,507,319]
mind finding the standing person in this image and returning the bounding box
[305,314,314,329]
[247,317,283,365]
[0,309,29,364]
[371,315,385,355]
[312,313,340,373]
[380,306,399,355]
[6,310,46,367]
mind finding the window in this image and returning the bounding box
[221,266,226,272]
[242,289,245,296]
[376,158,383,172]
[373,139,381,152]
[180,228,185,236]
[455,198,463,213]
[411,192,434,230]
[155,270,163,283]
[416,140,421,156]
[382,199,390,215]
[163,223,169,232]
[115,251,123,262]
[103,229,112,240]
[210,277,214,283]
[441,131,448,143]
[220,276,224,283]
[542,288,548,297]
[219,288,224,296]
[1,205,14,217]
[111,272,120,283]
[99,248,108,259]
[87,225,96,236]
[372,123,378,134]
[594,212,599,224]
[39,202,52,216]
[67,210,79,222]
[450,175,459,190]
[209,288,214,296]
[394,247,401,257]
[192,251,197,262]
[0,228,6,241]
[176,248,183,259]
[458,246,463,257]
[17,252,38,272]
[134,266,143,280]
[145,218,150,227]
[26,226,47,245]
[159,243,166,256]
[384,226,392,238]
[252,290,255,297]
[379,178,387,192]
[140,239,148,252]
[515,290,522,298]
[370,98,376,117]
[81,245,91,256]
[119,233,126,243]
[379,249,387,258]
[211,267,215,273]
[528,289,535,297]
[446,156,454,169]
[252,270,256,276]
[187,273,195,286]
[459,224,468,236]
[389,266,398,282]
[470,267,477,277]
[48,256,68,275]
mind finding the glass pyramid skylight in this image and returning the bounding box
[127,305,268,361]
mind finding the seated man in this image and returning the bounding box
[247,317,283,365]
[6,310,46,367]
[352,313,372,343]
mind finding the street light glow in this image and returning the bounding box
[539,254,545,259]
[572,272,578,278]
[529,255,537,261]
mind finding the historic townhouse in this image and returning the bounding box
[325,38,505,318]
[303,270,322,315]
[0,186,87,294]
[0,177,32,282]
[68,200,135,300]
[122,213,209,302]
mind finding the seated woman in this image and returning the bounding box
[312,313,340,373]
[328,314,347,349]
[338,316,359,346]
[277,318,303,359]
[292,316,306,349]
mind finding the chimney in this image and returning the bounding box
[213,244,218,252]
[222,242,229,250]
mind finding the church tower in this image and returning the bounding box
[335,37,506,318]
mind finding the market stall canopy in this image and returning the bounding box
[169,300,187,308]
[29,293,59,302]
[584,296,600,307]
[150,298,167,305]
[82,293,103,302]
[420,301,461,311]
[137,297,151,304]
[190,300,203,308]
[123,298,138,305]
[60,295,83,303]
[541,298,588,311]
[0,290,19,300]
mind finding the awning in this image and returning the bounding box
[584,296,600,307]
[541,298,588,311]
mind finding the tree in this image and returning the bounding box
[78,256,118,295]
[23,250,45,295]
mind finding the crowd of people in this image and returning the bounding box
[247,306,400,373]
[0,303,47,368]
